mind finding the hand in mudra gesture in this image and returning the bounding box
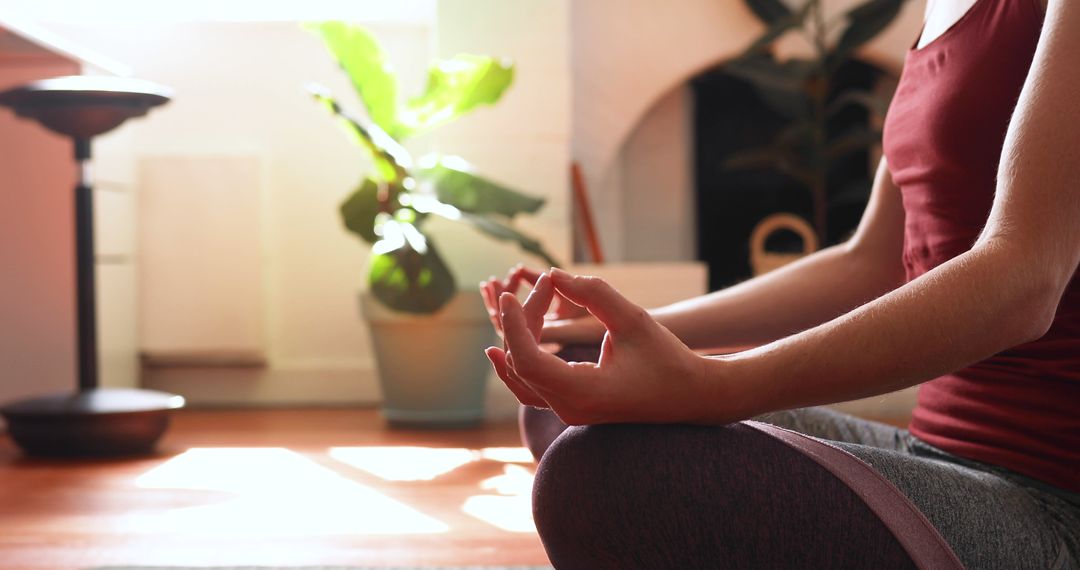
[480,265,590,340]
[484,268,711,426]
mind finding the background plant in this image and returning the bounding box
[726,0,905,242]
[308,22,559,314]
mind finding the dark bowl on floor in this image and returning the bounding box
[1,388,184,457]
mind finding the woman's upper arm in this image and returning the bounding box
[980,0,1080,297]
[843,157,907,286]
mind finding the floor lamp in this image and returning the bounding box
[0,75,184,457]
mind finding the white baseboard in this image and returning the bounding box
[141,363,523,420]
[142,365,381,407]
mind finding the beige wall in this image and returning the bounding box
[42,3,575,416]
[619,85,696,262]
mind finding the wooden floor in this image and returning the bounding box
[0,408,552,569]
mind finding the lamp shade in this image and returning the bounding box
[0,75,171,139]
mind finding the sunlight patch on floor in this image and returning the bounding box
[328,446,478,481]
[327,446,534,481]
[133,447,449,536]
[463,464,537,533]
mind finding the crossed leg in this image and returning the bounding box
[520,349,1078,569]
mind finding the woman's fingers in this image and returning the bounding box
[480,278,503,333]
[522,273,554,339]
[504,265,523,297]
[500,292,579,392]
[485,346,548,407]
[549,268,647,335]
[514,265,544,286]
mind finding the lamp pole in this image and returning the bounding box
[0,76,185,457]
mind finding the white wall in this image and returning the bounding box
[619,85,696,262]
[38,2,574,415]
[430,0,573,275]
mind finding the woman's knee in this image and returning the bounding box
[531,423,769,569]
[518,405,568,461]
[530,422,921,569]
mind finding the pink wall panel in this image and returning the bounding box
[0,57,81,404]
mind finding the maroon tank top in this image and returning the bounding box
[883,0,1080,492]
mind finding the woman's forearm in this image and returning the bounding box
[709,238,1057,423]
[649,243,905,351]
[541,244,905,350]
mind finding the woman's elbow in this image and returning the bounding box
[1009,277,1061,345]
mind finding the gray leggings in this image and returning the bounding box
[524,406,1080,569]
[758,407,1080,569]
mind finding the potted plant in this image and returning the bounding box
[725,0,904,247]
[306,22,560,427]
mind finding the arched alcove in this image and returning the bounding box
[572,0,925,264]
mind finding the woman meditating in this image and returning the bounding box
[480,0,1078,567]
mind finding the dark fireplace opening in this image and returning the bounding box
[693,59,892,290]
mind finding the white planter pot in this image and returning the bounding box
[360,291,497,427]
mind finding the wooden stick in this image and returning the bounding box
[570,161,604,264]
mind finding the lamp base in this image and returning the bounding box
[0,388,185,457]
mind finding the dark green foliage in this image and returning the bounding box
[368,233,457,314]
[415,156,545,217]
[729,0,906,242]
[831,0,906,69]
[744,0,794,23]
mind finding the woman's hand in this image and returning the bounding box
[485,268,718,426]
[479,265,599,346]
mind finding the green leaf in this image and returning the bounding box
[774,121,822,172]
[825,128,881,160]
[826,89,891,118]
[307,22,403,137]
[723,146,786,171]
[744,0,794,24]
[738,1,813,57]
[400,55,515,138]
[339,177,382,244]
[829,0,904,67]
[414,154,544,217]
[368,222,456,313]
[403,188,561,268]
[308,84,412,183]
[726,57,817,118]
[726,56,814,93]
[723,146,818,188]
[723,121,822,187]
[456,213,562,269]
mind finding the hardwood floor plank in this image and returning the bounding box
[0,409,550,569]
